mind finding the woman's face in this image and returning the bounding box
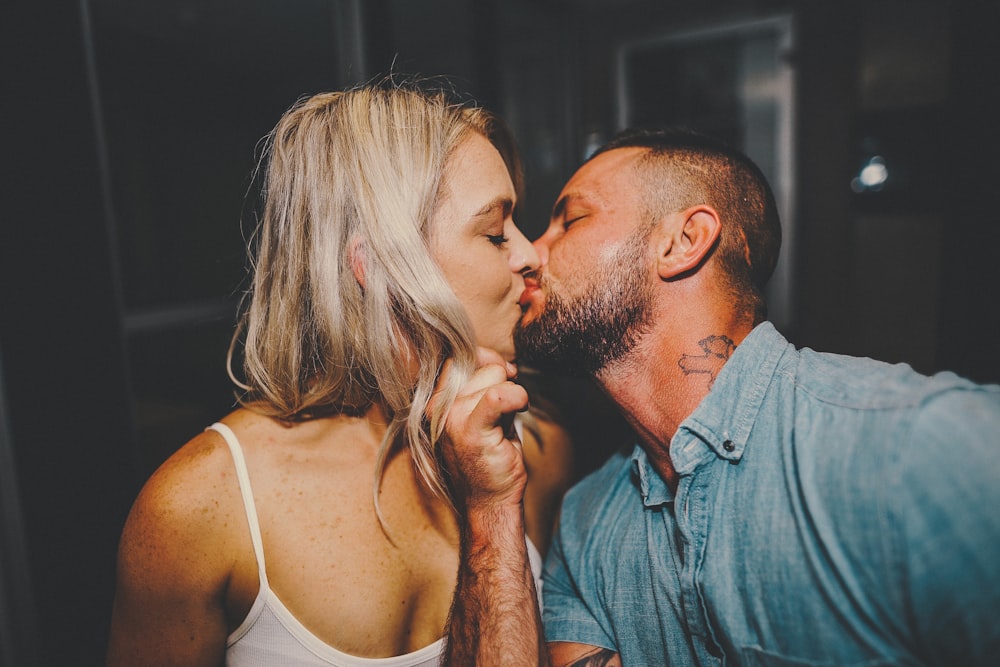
[430,133,540,362]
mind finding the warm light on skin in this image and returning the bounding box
[430,133,540,362]
[524,147,651,324]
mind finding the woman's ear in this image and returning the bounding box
[348,237,366,289]
[655,205,721,280]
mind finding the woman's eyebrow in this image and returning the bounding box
[472,196,513,219]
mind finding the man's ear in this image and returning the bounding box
[348,237,366,289]
[655,205,721,280]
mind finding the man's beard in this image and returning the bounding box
[515,228,653,376]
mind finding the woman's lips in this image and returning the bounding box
[519,279,540,309]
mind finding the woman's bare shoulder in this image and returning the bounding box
[142,426,238,513]
[117,420,247,587]
[109,420,248,664]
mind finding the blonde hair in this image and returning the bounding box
[230,82,510,516]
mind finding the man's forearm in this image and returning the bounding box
[445,503,547,666]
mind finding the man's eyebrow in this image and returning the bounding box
[472,196,513,218]
[551,191,592,219]
[551,194,569,220]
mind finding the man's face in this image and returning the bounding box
[515,148,655,375]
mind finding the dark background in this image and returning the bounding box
[2,0,998,664]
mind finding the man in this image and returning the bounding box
[442,128,1000,666]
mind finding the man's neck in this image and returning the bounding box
[595,317,752,490]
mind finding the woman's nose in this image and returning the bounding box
[508,225,541,273]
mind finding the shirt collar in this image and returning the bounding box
[671,322,791,475]
[630,445,675,507]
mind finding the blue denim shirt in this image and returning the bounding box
[543,322,1000,666]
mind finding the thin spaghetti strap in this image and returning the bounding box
[206,422,268,586]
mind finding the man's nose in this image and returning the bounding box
[532,236,549,267]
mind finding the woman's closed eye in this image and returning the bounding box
[487,233,510,247]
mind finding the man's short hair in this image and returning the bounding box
[594,127,782,323]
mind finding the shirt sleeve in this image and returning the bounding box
[541,513,618,651]
[899,385,1000,666]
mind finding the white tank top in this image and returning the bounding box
[209,422,544,667]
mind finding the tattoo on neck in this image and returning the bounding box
[677,335,736,387]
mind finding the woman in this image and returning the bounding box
[106,83,572,666]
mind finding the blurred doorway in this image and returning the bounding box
[616,16,796,331]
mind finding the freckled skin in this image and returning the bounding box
[107,134,573,666]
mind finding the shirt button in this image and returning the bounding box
[723,439,735,452]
